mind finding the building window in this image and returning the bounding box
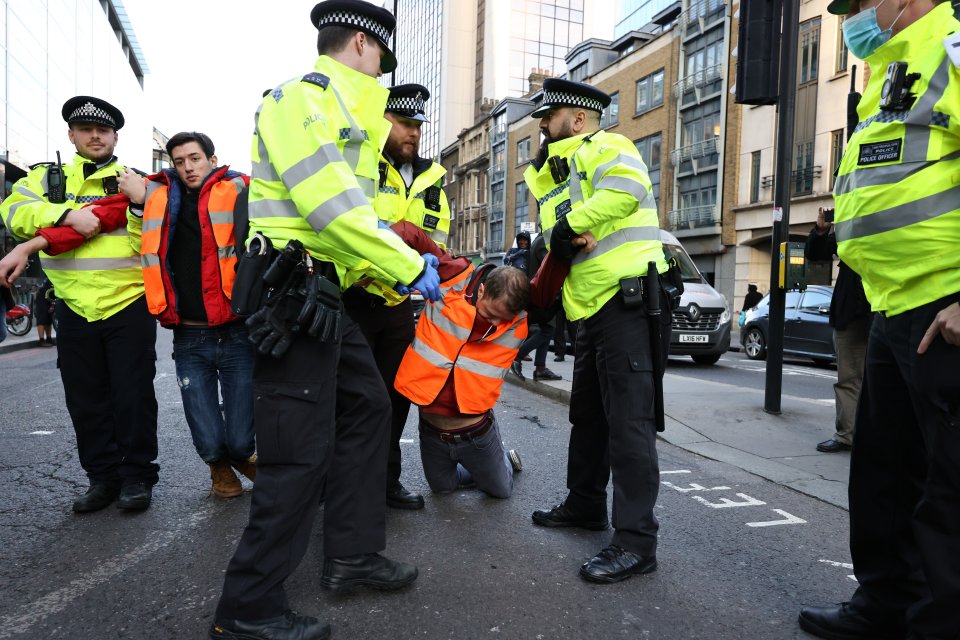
[799,18,821,85]
[600,92,619,128]
[570,62,588,82]
[636,69,665,114]
[515,182,530,232]
[830,129,844,190]
[836,17,848,73]
[634,133,661,204]
[750,151,762,203]
[517,137,531,164]
[793,141,815,195]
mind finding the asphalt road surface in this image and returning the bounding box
[0,332,850,639]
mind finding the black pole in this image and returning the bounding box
[764,0,800,414]
[391,0,398,85]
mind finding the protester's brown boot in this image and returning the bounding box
[232,454,257,482]
[209,461,242,498]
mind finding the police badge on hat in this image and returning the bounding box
[61,95,125,130]
[385,84,431,122]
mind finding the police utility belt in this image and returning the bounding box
[231,233,342,358]
[619,259,684,311]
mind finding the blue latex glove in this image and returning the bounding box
[394,282,410,296]
[411,260,441,302]
[421,253,439,269]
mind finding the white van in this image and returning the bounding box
[661,230,732,365]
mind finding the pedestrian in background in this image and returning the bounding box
[510,231,562,381]
[0,96,159,514]
[503,230,531,272]
[210,2,441,639]
[798,0,960,637]
[0,284,13,344]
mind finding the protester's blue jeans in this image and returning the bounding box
[173,323,255,464]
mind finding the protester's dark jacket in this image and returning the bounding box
[805,227,872,330]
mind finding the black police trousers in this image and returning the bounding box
[56,296,159,486]
[848,293,960,639]
[343,289,415,488]
[564,292,671,556]
[216,311,391,620]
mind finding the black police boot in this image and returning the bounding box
[210,611,330,640]
[116,482,152,510]
[798,603,904,639]
[386,482,424,510]
[72,483,120,513]
[579,545,657,584]
[320,553,418,592]
[532,503,608,531]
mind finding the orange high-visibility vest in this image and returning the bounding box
[140,169,247,327]
[395,265,528,414]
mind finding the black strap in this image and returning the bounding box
[233,189,250,260]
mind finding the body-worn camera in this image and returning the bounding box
[547,155,570,184]
[880,62,920,111]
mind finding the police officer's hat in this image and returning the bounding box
[385,84,430,122]
[310,0,398,73]
[61,95,125,130]
[826,0,851,14]
[531,78,611,119]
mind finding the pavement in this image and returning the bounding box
[1,325,850,511]
[505,347,851,512]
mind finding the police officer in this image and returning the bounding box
[343,84,451,511]
[209,2,441,639]
[0,96,159,513]
[525,78,670,584]
[798,0,960,638]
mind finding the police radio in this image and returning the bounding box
[47,151,66,204]
[880,62,920,111]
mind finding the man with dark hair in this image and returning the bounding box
[0,95,159,514]
[121,131,256,499]
[209,2,440,639]
[343,82,452,511]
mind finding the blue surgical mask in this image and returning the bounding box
[842,0,907,59]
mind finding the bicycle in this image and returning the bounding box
[5,287,32,336]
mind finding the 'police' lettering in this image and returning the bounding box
[303,113,323,129]
[858,139,902,166]
[423,214,440,229]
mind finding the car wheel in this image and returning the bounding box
[743,327,766,360]
[691,353,722,365]
[812,357,834,367]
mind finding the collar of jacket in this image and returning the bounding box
[315,55,390,146]
[545,130,601,160]
[72,153,119,179]
[865,2,956,74]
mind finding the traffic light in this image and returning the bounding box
[735,0,782,105]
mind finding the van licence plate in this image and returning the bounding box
[679,334,708,343]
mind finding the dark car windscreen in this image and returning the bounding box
[663,244,704,283]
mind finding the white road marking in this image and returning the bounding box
[662,482,731,493]
[660,469,692,475]
[29,431,54,435]
[746,509,807,527]
[818,559,853,569]
[399,438,415,444]
[0,507,216,638]
[691,493,766,509]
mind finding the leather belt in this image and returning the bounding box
[421,414,493,444]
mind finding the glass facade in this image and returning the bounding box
[507,0,585,96]
[615,0,677,37]
[389,0,444,159]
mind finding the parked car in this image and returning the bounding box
[740,285,836,365]
[662,231,732,365]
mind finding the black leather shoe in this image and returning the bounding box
[72,483,120,513]
[579,545,657,584]
[553,355,565,362]
[533,368,562,381]
[509,361,525,381]
[532,503,608,531]
[320,553,418,592]
[210,611,331,640]
[386,483,425,510]
[117,482,152,510]
[817,438,852,453]
[798,603,903,639]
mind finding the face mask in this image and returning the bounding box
[842,0,908,59]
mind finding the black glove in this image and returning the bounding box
[550,216,582,261]
[246,297,299,358]
[299,274,342,343]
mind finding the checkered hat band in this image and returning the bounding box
[69,102,116,127]
[316,10,390,43]
[386,96,425,114]
[542,91,604,113]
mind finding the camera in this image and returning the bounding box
[880,62,920,111]
[823,208,835,223]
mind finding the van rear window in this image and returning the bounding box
[663,244,703,283]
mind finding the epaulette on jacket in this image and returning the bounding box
[302,72,330,89]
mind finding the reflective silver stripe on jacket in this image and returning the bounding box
[422,305,473,342]
[218,245,237,260]
[305,188,368,232]
[281,143,343,190]
[456,355,508,379]
[594,175,649,201]
[591,154,647,187]
[42,256,141,271]
[4,186,45,231]
[379,185,400,195]
[410,340,454,370]
[835,183,960,242]
[329,86,367,173]
[570,224,661,266]
[252,124,282,183]
[431,228,448,245]
[358,176,376,199]
[249,198,300,220]
[836,58,952,195]
[209,210,234,226]
[142,253,161,268]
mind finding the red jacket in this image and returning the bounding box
[35,195,132,255]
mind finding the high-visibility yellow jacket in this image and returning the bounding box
[248,55,426,290]
[394,264,527,414]
[0,154,143,321]
[834,1,960,316]
[376,157,450,248]
[523,130,665,320]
